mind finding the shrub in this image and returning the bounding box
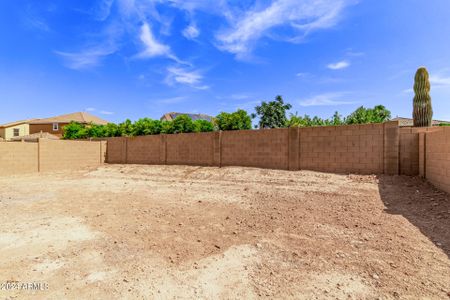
[103,123,120,137]
[118,119,134,136]
[170,115,195,133]
[193,119,214,132]
[87,123,107,138]
[215,109,252,130]
[160,120,174,134]
[287,106,391,127]
[133,118,162,136]
[345,105,391,125]
[63,122,87,139]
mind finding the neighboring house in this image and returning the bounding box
[391,117,450,127]
[0,119,36,140]
[29,112,109,137]
[160,112,214,122]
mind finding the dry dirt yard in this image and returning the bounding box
[0,164,449,299]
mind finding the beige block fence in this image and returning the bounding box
[104,122,450,194]
[0,139,106,176]
[0,122,448,195]
[106,122,398,175]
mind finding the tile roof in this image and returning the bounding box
[0,119,37,128]
[29,112,109,125]
[160,112,213,122]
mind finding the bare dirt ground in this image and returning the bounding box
[0,164,449,299]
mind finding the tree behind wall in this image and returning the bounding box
[215,109,252,131]
[252,95,292,128]
[345,105,391,125]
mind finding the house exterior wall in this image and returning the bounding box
[0,124,30,140]
[29,123,70,137]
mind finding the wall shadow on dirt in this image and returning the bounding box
[378,175,450,258]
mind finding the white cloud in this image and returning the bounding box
[430,75,450,87]
[100,110,114,115]
[402,88,413,94]
[94,0,114,21]
[216,0,355,57]
[231,93,251,100]
[155,96,187,104]
[182,24,200,39]
[327,60,350,70]
[346,50,365,57]
[23,5,51,32]
[296,72,311,78]
[165,67,209,90]
[137,22,188,64]
[55,47,116,70]
[84,107,114,115]
[138,23,172,58]
[299,92,356,106]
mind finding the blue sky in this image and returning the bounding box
[1,0,450,124]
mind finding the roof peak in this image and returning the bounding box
[29,111,109,125]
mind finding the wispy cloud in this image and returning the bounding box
[231,93,251,100]
[299,92,357,106]
[55,47,116,70]
[84,107,114,115]
[138,23,172,58]
[156,96,187,104]
[345,49,365,57]
[165,67,209,90]
[22,4,51,32]
[99,110,114,115]
[430,75,450,87]
[327,60,350,70]
[402,88,413,94]
[182,24,200,39]
[93,0,114,21]
[296,72,312,78]
[215,0,355,57]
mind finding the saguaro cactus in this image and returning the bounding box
[413,67,433,127]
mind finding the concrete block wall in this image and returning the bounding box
[106,123,398,175]
[0,142,38,175]
[0,139,105,176]
[39,139,105,172]
[383,121,400,175]
[399,127,442,176]
[399,128,420,176]
[424,127,450,194]
[106,137,127,163]
[166,132,216,166]
[221,128,289,169]
[298,123,385,174]
[126,135,162,164]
